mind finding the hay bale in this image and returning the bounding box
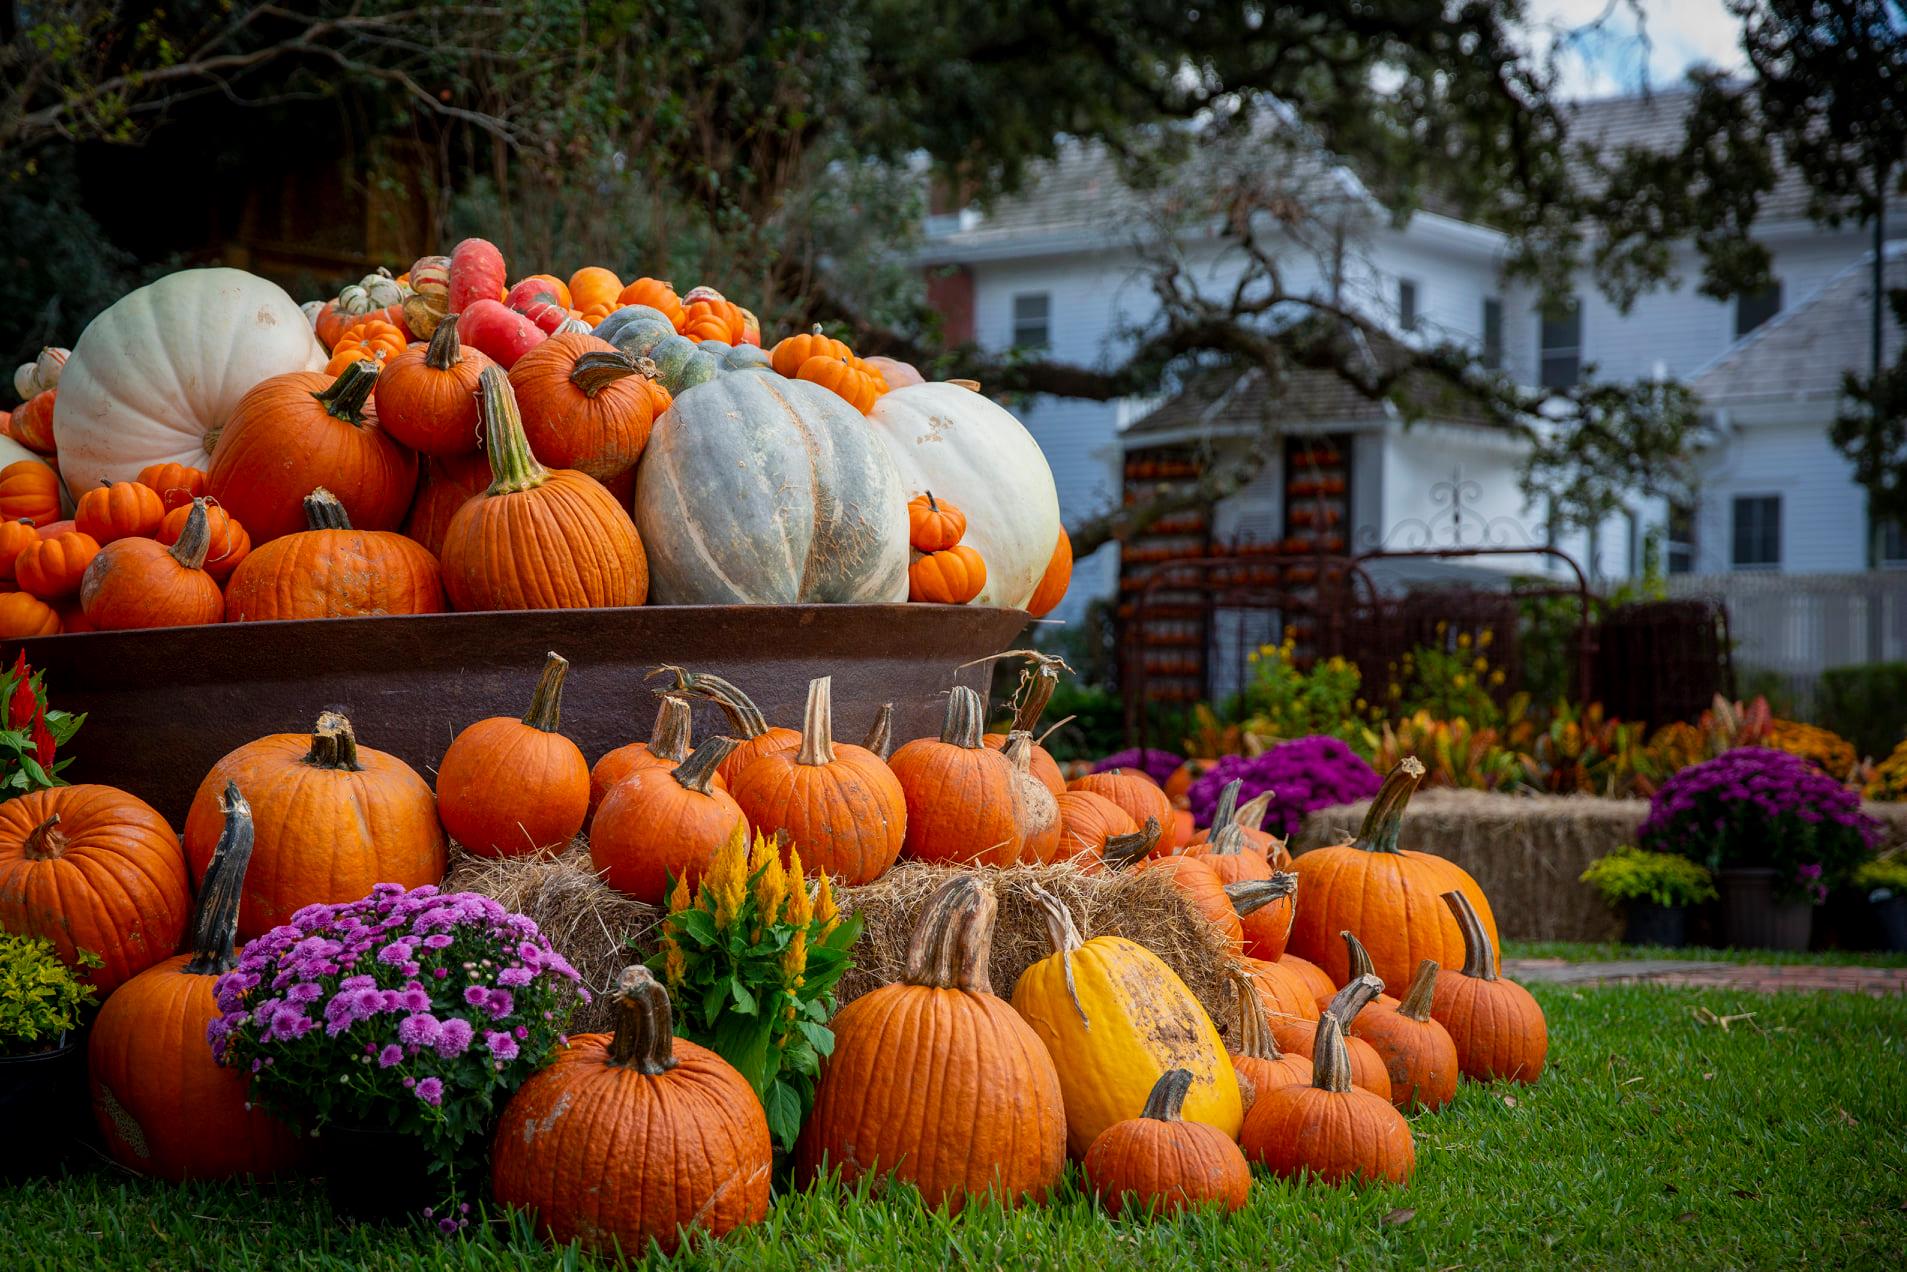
[1867,801,1907,854]
[446,850,1241,1035]
[1292,790,1643,942]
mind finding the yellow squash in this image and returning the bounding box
[1011,886,1242,1156]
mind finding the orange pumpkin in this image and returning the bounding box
[75,480,165,544]
[1241,955,1324,1056]
[616,277,686,329]
[10,389,57,453]
[0,784,192,993]
[1004,732,1063,863]
[906,491,967,552]
[135,463,208,512]
[590,736,747,904]
[507,333,655,479]
[888,685,1025,866]
[1323,931,1401,1011]
[374,320,492,455]
[87,783,305,1181]
[1431,890,1548,1084]
[1025,525,1073,618]
[797,354,882,413]
[15,529,100,600]
[681,295,747,344]
[1239,1014,1415,1186]
[79,499,225,631]
[0,460,61,526]
[206,360,418,544]
[439,366,648,610]
[1316,976,1394,1102]
[566,266,624,314]
[183,712,445,941]
[1138,854,1287,950]
[1278,951,1339,1004]
[1082,1068,1250,1217]
[437,652,590,858]
[223,488,441,621]
[1067,769,1174,837]
[0,517,40,579]
[587,693,717,818]
[1054,789,1138,860]
[402,450,491,558]
[908,544,986,604]
[1184,783,1293,957]
[660,666,801,786]
[1226,971,1313,1109]
[323,317,408,376]
[770,326,851,378]
[1187,788,1286,865]
[0,590,59,637]
[1350,958,1460,1112]
[156,501,251,583]
[728,676,906,885]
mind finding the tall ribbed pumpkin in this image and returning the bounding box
[88,783,304,1180]
[437,652,590,858]
[796,876,1066,1211]
[223,488,443,621]
[1287,757,1499,991]
[888,686,1025,867]
[1011,886,1241,1157]
[0,784,191,994]
[728,676,905,885]
[183,712,445,940]
[439,365,647,610]
[1431,890,1548,1084]
[492,965,771,1257]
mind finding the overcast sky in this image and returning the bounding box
[1525,0,1747,98]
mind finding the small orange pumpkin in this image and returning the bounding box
[156,501,251,583]
[76,480,166,544]
[1025,526,1073,618]
[980,653,1068,795]
[507,334,655,479]
[223,488,441,621]
[906,491,967,552]
[15,529,100,600]
[1226,970,1313,1109]
[79,499,225,630]
[1239,1013,1415,1186]
[590,735,747,904]
[0,518,40,579]
[323,317,408,376]
[1082,1068,1250,1217]
[374,320,492,456]
[887,685,1025,867]
[588,693,718,818]
[1066,769,1175,837]
[797,354,882,414]
[909,544,987,604]
[437,652,590,858]
[660,666,801,786]
[769,326,851,378]
[10,390,57,453]
[135,463,208,512]
[0,460,61,526]
[567,266,624,314]
[0,591,59,637]
[616,277,686,329]
[1431,890,1548,1084]
[1350,958,1460,1112]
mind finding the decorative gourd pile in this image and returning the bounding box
[3,244,1073,633]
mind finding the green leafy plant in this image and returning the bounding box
[1526,699,1664,798]
[652,825,861,1152]
[1852,857,1907,898]
[0,932,98,1054]
[1385,625,1507,729]
[1,653,85,800]
[1580,846,1718,910]
[1817,662,1907,762]
[1242,632,1375,757]
[1373,711,1529,791]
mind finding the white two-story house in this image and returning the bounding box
[916,88,1906,655]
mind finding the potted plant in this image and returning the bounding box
[1638,748,1882,950]
[0,933,98,1180]
[1853,857,1907,952]
[208,884,588,1224]
[1579,846,1717,947]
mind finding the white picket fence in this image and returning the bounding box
[1666,571,1907,705]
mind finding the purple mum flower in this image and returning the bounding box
[415,1077,444,1107]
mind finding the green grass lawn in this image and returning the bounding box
[1503,938,1907,967]
[4,984,1903,1270]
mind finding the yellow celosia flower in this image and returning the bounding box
[784,847,814,929]
[815,871,840,936]
[781,927,808,984]
[1457,631,1472,649]
[667,871,692,915]
[706,821,748,930]
[1479,628,1495,648]
[748,825,776,876]
[660,934,686,988]
[754,846,788,935]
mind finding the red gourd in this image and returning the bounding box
[448,237,507,315]
[457,300,546,370]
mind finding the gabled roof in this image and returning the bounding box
[1690,243,1905,408]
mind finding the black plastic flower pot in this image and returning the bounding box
[0,1034,86,1182]
[1622,902,1688,949]
[1716,867,1814,951]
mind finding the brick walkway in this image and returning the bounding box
[1503,958,1907,996]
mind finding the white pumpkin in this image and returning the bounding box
[635,374,909,604]
[0,434,54,477]
[52,268,327,499]
[867,383,1061,608]
[12,347,68,400]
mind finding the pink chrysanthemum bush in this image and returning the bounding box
[209,884,587,1183]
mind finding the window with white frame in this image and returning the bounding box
[1539,299,1581,390]
[1731,495,1781,571]
[1011,293,1050,349]
[1481,297,1503,369]
[1398,279,1419,332]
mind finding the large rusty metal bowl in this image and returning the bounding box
[9,604,1030,825]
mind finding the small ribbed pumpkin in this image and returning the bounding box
[906,491,966,551]
[224,488,443,621]
[492,964,770,1257]
[588,693,711,818]
[888,686,1025,867]
[980,652,1067,795]
[135,462,207,511]
[0,591,59,637]
[1350,958,1460,1111]
[1226,969,1313,1108]
[590,735,746,904]
[156,500,250,582]
[0,517,39,578]
[0,784,191,993]
[1083,1069,1251,1217]
[1239,1014,1415,1186]
[402,450,491,558]
[656,666,800,786]
[1012,886,1241,1157]
[183,713,445,940]
[1067,768,1174,838]
[728,676,906,885]
[15,529,99,600]
[908,544,986,604]
[508,333,655,479]
[1431,890,1548,1084]
[75,479,164,543]
[437,652,589,858]
[440,365,647,610]
[373,320,491,455]
[79,500,224,630]
[0,460,61,525]
[796,876,1066,1212]
[769,326,850,378]
[87,783,304,1180]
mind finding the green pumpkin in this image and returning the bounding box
[648,334,725,395]
[594,304,675,345]
[633,375,909,603]
[723,344,773,372]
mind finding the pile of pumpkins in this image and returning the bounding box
[0,642,1547,1256]
[0,245,1071,638]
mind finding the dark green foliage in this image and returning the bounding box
[1815,661,1907,761]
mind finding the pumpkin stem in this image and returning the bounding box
[796,676,836,767]
[183,782,254,977]
[653,666,771,740]
[313,359,381,426]
[422,318,463,372]
[672,735,736,795]
[1235,790,1274,833]
[1025,883,1089,1026]
[476,364,551,495]
[1209,780,1242,835]
[1140,1068,1194,1122]
[1225,874,1296,918]
[1008,652,1065,733]
[901,875,998,994]
[569,349,641,398]
[1341,931,1382,992]
[521,652,570,733]
[1231,970,1286,1061]
[19,814,66,861]
[863,703,894,759]
[303,487,353,531]
[1003,730,1037,777]
[167,499,212,571]
[302,711,365,772]
[1396,959,1441,1022]
[939,685,986,749]
[648,694,693,765]
[1101,817,1161,869]
[1352,757,1425,855]
[1324,973,1384,1029]
[605,964,679,1074]
[1443,890,1499,981]
[1310,1013,1355,1094]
